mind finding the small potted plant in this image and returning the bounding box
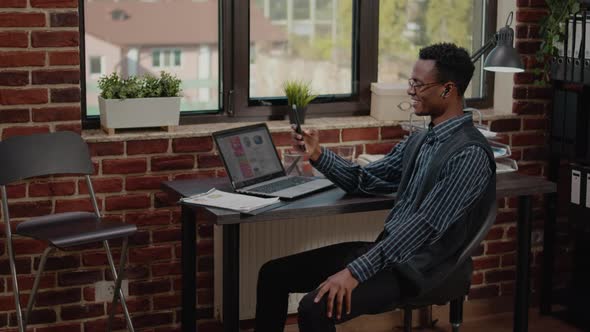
[282,79,317,124]
[98,71,182,134]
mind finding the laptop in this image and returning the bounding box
[212,123,333,199]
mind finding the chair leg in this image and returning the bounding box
[6,237,24,332]
[449,297,464,332]
[105,238,134,332]
[23,246,54,329]
[403,308,412,332]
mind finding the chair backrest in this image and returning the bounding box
[0,131,93,186]
[457,199,497,265]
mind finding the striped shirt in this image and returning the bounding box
[311,113,493,283]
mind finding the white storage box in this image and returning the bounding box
[370,83,411,121]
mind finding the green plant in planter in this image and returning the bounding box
[98,71,182,99]
[535,0,581,83]
[282,80,317,109]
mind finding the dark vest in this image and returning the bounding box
[393,120,496,297]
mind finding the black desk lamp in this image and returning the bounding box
[471,11,524,72]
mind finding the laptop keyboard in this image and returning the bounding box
[252,177,313,194]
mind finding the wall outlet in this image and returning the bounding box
[94,280,129,302]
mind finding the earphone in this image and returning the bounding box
[441,86,451,97]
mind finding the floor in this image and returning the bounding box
[277,309,586,332]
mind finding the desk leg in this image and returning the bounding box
[540,192,557,315]
[223,224,240,332]
[181,207,197,332]
[514,196,532,332]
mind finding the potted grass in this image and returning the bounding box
[98,71,182,134]
[282,80,317,124]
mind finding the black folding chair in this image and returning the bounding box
[0,131,136,332]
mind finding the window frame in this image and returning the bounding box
[79,0,495,129]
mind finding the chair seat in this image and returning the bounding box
[16,212,137,249]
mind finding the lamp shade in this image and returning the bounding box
[483,26,524,73]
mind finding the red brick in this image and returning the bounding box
[516,40,541,55]
[381,126,406,139]
[151,155,194,171]
[342,128,379,141]
[55,123,81,133]
[32,106,80,122]
[36,323,81,332]
[0,71,28,86]
[29,180,76,197]
[0,257,31,275]
[84,318,126,332]
[319,129,339,143]
[106,297,150,314]
[471,272,483,285]
[172,136,212,153]
[126,175,168,191]
[132,312,173,329]
[15,308,57,325]
[153,294,180,310]
[77,178,122,194]
[8,274,54,292]
[0,31,27,47]
[512,101,547,115]
[489,119,521,132]
[486,241,517,255]
[513,72,538,85]
[198,224,213,238]
[103,158,147,174]
[130,246,172,264]
[13,238,46,254]
[511,132,545,146]
[0,88,48,106]
[516,0,528,6]
[173,170,216,180]
[365,142,395,155]
[522,147,547,161]
[8,200,51,218]
[126,211,170,226]
[50,87,80,102]
[0,51,45,68]
[523,118,547,131]
[0,108,29,123]
[55,198,96,213]
[485,226,504,240]
[153,228,181,243]
[151,262,181,278]
[0,0,26,7]
[50,11,78,27]
[49,50,79,66]
[529,0,547,7]
[129,279,171,296]
[501,253,517,267]
[87,142,124,156]
[58,270,102,287]
[0,12,45,27]
[105,194,150,211]
[154,192,176,208]
[32,31,79,47]
[197,154,222,168]
[272,132,293,147]
[127,139,168,155]
[516,9,547,23]
[473,256,500,271]
[0,183,27,199]
[35,255,79,271]
[31,0,77,7]
[32,69,80,85]
[36,288,81,306]
[61,303,104,320]
[468,285,499,300]
[516,24,528,39]
[485,269,516,283]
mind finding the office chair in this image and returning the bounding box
[398,200,498,332]
[0,131,137,332]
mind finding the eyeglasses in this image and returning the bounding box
[408,79,442,92]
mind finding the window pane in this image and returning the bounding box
[83,0,220,117]
[316,0,333,20]
[377,0,484,99]
[249,0,352,99]
[269,0,287,21]
[293,0,310,20]
[89,56,102,75]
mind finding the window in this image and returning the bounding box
[377,0,494,105]
[89,56,103,76]
[80,0,220,120]
[79,0,494,126]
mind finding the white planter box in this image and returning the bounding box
[99,96,181,131]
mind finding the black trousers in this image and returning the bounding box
[254,241,403,332]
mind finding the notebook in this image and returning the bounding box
[212,123,333,199]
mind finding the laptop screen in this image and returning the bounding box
[214,124,285,188]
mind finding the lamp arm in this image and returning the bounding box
[470,37,496,63]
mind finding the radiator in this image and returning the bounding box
[213,211,388,321]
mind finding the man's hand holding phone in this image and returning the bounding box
[291,105,322,162]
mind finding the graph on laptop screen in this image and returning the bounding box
[215,126,283,183]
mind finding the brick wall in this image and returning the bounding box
[0,0,560,331]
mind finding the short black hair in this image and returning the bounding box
[419,43,474,97]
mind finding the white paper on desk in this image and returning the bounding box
[571,170,581,205]
[180,188,280,213]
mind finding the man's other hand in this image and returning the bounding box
[314,268,359,320]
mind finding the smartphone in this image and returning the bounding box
[292,105,306,152]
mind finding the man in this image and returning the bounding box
[255,43,496,332]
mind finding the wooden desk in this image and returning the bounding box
[162,172,557,332]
